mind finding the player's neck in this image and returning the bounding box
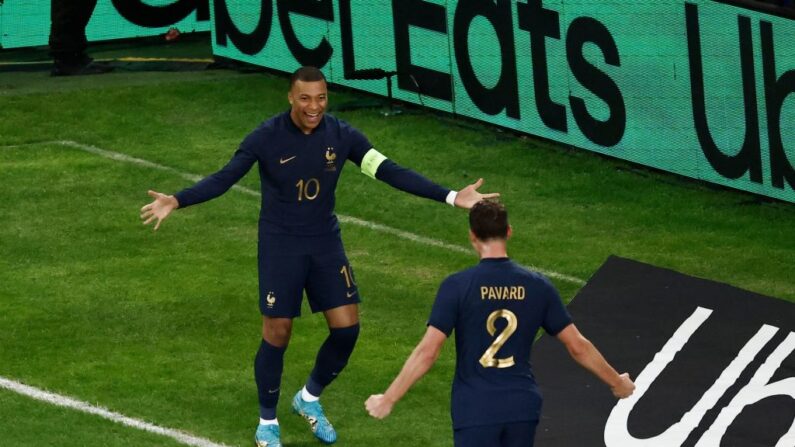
[477,241,508,260]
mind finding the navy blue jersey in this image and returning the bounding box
[428,258,572,429]
[174,111,450,241]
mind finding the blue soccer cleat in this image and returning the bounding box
[292,390,338,444]
[254,424,282,447]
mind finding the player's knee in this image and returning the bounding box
[330,323,359,346]
[263,318,293,347]
[328,323,359,360]
[311,323,361,386]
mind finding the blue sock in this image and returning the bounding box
[255,339,286,420]
[306,324,360,397]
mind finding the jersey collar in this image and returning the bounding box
[479,257,511,264]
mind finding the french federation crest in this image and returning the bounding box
[325,147,337,171]
[266,291,276,309]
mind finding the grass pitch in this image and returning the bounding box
[0,36,793,446]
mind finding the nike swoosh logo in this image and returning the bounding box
[279,155,297,164]
[268,388,280,394]
[346,291,357,298]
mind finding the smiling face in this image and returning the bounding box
[288,79,328,134]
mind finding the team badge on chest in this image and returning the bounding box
[325,147,337,172]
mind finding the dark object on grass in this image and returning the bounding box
[51,55,113,77]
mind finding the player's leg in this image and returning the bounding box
[308,303,359,395]
[290,305,358,445]
[291,250,360,444]
[305,251,361,397]
[254,250,307,447]
[501,420,538,447]
[254,317,292,447]
[256,316,293,418]
[453,424,502,447]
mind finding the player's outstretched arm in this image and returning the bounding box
[453,178,500,209]
[360,149,499,207]
[365,326,447,419]
[556,323,635,399]
[140,190,179,231]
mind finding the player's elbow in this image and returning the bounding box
[557,324,592,360]
[416,343,442,368]
[566,334,593,360]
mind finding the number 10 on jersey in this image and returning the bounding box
[296,178,320,201]
[340,264,355,288]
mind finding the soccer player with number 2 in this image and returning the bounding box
[140,66,498,447]
[366,200,635,447]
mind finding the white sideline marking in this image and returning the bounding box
[4,139,586,287]
[0,377,231,447]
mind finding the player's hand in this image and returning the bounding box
[611,373,635,399]
[140,190,179,231]
[454,178,500,209]
[365,394,394,419]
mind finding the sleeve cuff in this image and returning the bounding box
[445,190,457,207]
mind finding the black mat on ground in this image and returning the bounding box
[533,255,794,446]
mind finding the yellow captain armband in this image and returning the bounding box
[360,148,388,179]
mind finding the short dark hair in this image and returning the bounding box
[290,66,326,87]
[469,200,509,241]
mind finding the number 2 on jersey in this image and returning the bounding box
[479,309,518,368]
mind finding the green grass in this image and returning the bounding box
[0,391,189,447]
[1,36,793,446]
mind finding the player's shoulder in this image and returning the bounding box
[518,268,561,300]
[498,261,557,290]
[323,113,346,129]
[441,265,480,288]
[241,112,292,150]
[454,263,483,279]
[243,113,282,143]
[522,266,551,283]
[257,111,290,133]
[434,269,473,304]
[325,114,367,139]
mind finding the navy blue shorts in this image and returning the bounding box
[453,421,537,447]
[258,233,360,318]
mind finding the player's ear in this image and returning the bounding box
[506,225,513,240]
[468,230,478,245]
[288,91,294,105]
